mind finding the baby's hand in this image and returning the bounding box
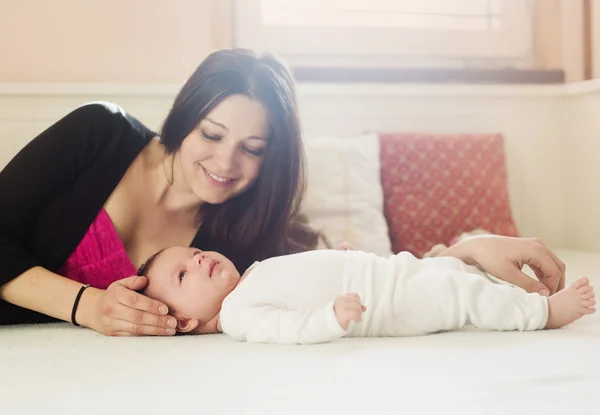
[334,293,366,330]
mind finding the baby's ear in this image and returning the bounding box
[176,318,199,333]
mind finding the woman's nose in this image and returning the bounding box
[214,144,236,171]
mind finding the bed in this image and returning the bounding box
[1,249,599,415]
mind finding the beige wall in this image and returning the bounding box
[532,0,562,70]
[593,0,600,78]
[0,0,231,83]
[0,0,587,84]
[533,0,586,83]
[560,0,585,82]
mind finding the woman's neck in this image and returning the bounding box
[143,140,204,215]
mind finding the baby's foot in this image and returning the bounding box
[545,277,596,329]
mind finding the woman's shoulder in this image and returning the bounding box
[63,101,156,143]
[64,101,127,124]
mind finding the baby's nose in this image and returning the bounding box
[195,254,212,265]
[192,252,206,265]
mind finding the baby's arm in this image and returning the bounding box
[221,300,347,345]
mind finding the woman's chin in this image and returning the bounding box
[194,187,235,205]
[194,177,251,205]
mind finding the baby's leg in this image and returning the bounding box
[453,273,548,331]
[545,277,595,329]
[394,269,550,335]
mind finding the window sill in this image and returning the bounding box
[291,67,564,85]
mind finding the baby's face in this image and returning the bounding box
[144,247,240,325]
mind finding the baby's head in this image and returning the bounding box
[137,246,240,334]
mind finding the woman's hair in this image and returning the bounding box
[159,49,325,270]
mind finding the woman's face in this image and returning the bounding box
[176,94,270,204]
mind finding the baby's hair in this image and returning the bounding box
[136,249,166,277]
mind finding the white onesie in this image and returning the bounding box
[219,250,548,345]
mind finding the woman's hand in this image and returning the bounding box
[338,241,355,251]
[440,235,566,296]
[79,276,178,336]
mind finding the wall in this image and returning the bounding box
[593,0,600,78]
[556,0,585,82]
[564,81,600,251]
[532,0,563,70]
[0,1,578,82]
[0,0,230,83]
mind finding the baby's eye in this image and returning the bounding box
[179,270,186,280]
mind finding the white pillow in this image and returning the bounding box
[301,133,393,257]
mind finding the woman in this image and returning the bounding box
[0,49,566,336]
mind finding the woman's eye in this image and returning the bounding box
[243,146,265,157]
[202,132,221,141]
[179,271,186,280]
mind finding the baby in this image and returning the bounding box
[137,247,596,344]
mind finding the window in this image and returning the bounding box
[234,0,533,65]
[262,0,503,31]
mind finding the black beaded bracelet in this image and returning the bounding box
[71,284,90,327]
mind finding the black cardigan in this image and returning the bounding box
[0,103,154,324]
[0,102,253,325]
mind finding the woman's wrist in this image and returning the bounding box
[74,287,101,329]
[438,237,478,266]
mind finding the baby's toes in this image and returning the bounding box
[579,285,594,294]
[583,299,596,308]
[573,277,590,289]
[582,291,595,300]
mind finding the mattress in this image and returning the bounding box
[2,249,600,415]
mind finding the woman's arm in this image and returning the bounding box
[439,235,566,295]
[0,267,175,335]
[0,267,88,324]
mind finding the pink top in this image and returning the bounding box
[58,208,137,289]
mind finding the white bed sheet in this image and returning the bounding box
[2,249,600,415]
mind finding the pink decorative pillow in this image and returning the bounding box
[380,133,518,258]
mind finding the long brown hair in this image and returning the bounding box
[159,49,323,271]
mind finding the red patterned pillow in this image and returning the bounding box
[380,133,518,258]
